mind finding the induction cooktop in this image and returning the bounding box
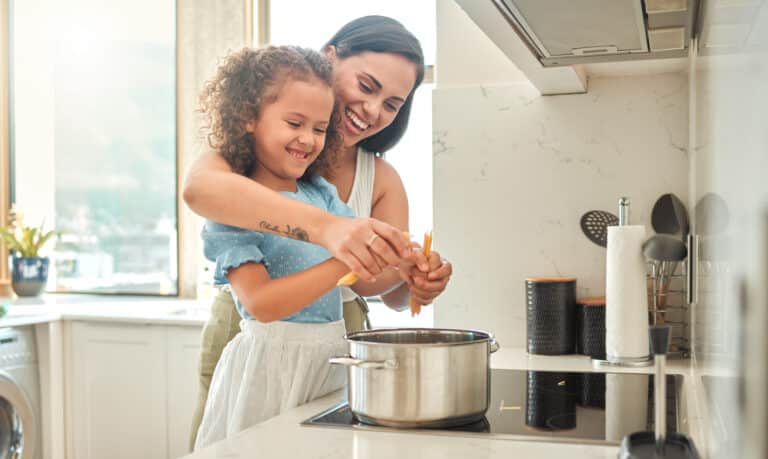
[302,369,681,445]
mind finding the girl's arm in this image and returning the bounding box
[227,259,349,323]
[183,152,409,281]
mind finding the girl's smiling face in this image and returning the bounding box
[246,77,334,191]
[327,50,418,148]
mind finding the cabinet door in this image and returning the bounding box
[166,326,202,458]
[69,322,167,459]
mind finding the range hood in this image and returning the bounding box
[456,0,699,67]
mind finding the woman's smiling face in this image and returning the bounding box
[327,50,418,148]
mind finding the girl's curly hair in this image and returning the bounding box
[199,46,341,179]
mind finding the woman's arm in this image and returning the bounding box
[227,259,349,323]
[363,159,422,309]
[363,158,453,310]
[183,152,409,280]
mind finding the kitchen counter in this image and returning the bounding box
[0,294,210,327]
[0,296,703,458]
[183,349,699,459]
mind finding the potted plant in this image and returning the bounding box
[0,205,56,297]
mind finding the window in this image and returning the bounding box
[263,1,436,326]
[10,0,177,294]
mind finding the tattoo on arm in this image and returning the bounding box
[259,221,310,242]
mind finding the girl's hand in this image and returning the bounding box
[400,250,453,306]
[320,216,410,282]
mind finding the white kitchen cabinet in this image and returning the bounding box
[68,321,168,459]
[166,326,203,458]
[66,321,202,459]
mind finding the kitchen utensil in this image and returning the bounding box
[617,326,700,458]
[526,277,576,355]
[329,328,500,428]
[642,234,688,262]
[580,210,619,247]
[643,235,688,324]
[651,193,689,238]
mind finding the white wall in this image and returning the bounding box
[432,76,688,348]
[433,2,689,348]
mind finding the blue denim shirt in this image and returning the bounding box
[202,176,354,322]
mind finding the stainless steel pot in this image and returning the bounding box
[329,328,500,428]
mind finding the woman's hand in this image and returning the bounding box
[399,250,453,306]
[319,216,411,282]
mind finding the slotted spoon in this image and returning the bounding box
[580,210,619,247]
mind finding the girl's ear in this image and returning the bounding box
[323,45,337,62]
[244,120,257,134]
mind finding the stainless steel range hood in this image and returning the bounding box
[456,0,699,67]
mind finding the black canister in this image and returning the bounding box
[575,296,606,360]
[526,277,577,355]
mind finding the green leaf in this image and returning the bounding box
[33,230,56,254]
[22,227,35,256]
[0,227,24,253]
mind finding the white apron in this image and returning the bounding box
[194,319,347,450]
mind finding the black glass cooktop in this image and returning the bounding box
[302,369,681,444]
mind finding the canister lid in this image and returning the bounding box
[525,277,577,283]
[577,296,606,306]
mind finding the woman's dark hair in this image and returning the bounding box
[199,46,341,179]
[324,15,425,154]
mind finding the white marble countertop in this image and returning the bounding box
[0,294,210,327]
[182,349,699,459]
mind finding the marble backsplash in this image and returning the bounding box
[432,74,689,348]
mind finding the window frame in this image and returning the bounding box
[1,0,10,291]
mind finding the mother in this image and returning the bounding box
[183,16,453,447]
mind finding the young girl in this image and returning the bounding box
[193,45,372,449]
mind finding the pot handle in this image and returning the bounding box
[328,356,397,369]
[489,336,501,354]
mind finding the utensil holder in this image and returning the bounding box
[647,262,690,358]
[526,277,577,355]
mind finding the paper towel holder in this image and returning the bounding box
[594,196,653,368]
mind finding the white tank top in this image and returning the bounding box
[340,148,376,302]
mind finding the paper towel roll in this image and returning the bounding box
[605,373,649,441]
[606,225,649,361]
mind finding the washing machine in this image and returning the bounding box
[0,326,41,459]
